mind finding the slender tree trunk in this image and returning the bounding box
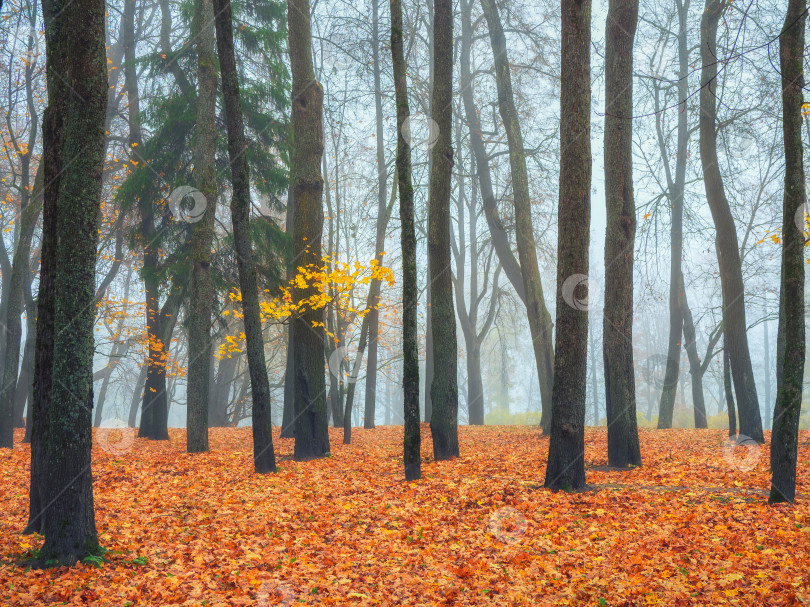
[545,0,591,491]
[699,0,763,443]
[657,0,690,429]
[213,0,277,473]
[187,0,219,453]
[466,344,485,425]
[0,166,42,446]
[763,320,771,430]
[603,0,641,468]
[28,0,107,564]
[681,289,707,428]
[288,0,330,460]
[364,0,388,430]
[427,0,459,461]
[770,0,806,504]
[281,184,296,438]
[480,0,555,435]
[723,335,737,437]
[392,0,421,479]
[424,285,433,424]
[128,365,147,428]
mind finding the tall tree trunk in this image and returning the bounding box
[364,0,388,430]
[187,0,219,453]
[213,0,277,473]
[603,0,641,468]
[699,0,763,443]
[770,0,806,504]
[480,0,555,435]
[288,0,330,460]
[427,0,459,461]
[123,0,171,441]
[545,0,591,491]
[657,0,690,429]
[281,182,296,438]
[392,0,421,479]
[28,0,107,564]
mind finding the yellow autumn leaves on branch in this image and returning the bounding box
[217,256,395,359]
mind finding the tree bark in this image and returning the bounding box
[480,0,555,435]
[288,0,330,460]
[699,0,763,443]
[603,0,641,468]
[657,0,690,429]
[187,0,219,453]
[427,0,459,461]
[364,0,388,430]
[392,0,421,479]
[27,0,107,565]
[769,0,806,504]
[545,0,591,491]
[213,0,277,473]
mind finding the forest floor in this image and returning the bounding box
[1,425,809,606]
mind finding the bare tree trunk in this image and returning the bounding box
[288,0,330,459]
[681,288,707,428]
[699,0,763,443]
[723,334,736,437]
[603,0,641,468]
[214,0,277,472]
[392,0,421,479]
[28,0,107,564]
[427,0,459,461]
[186,0,219,453]
[480,0,555,434]
[0,166,42,445]
[657,0,690,429]
[770,0,806,503]
[545,0,591,491]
